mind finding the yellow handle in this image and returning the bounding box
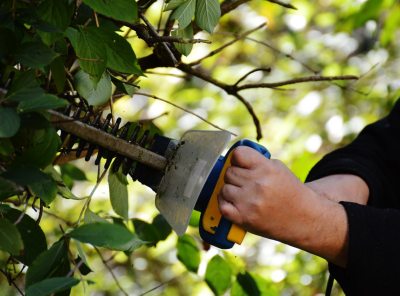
[202,152,247,244]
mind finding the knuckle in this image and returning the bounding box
[225,167,235,179]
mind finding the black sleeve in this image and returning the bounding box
[305,99,400,295]
[307,99,400,208]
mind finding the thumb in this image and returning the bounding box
[230,146,264,169]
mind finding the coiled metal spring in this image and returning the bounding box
[59,105,154,176]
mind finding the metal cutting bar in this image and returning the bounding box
[48,110,168,171]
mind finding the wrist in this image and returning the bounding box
[276,187,349,267]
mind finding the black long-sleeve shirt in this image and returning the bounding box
[306,99,400,295]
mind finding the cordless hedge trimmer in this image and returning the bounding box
[50,106,270,249]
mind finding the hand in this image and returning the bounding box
[218,146,349,267]
[218,146,315,241]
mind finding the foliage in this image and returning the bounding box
[0,0,399,295]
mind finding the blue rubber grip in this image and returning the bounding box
[198,139,271,249]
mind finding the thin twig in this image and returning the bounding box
[139,276,180,296]
[178,64,261,138]
[188,23,267,66]
[140,13,179,66]
[13,197,29,225]
[95,248,129,296]
[0,269,24,296]
[67,259,85,277]
[234,93,262,140]
[144,70,187,79]
[93,11,100,27]
[246,37,319,74]
[134,91,237,136]
[234,67,272,86]
[75,168,108,226]
[237,75,359,90]
[266,0,297,10]
[151,36,211,44]
[139,112,169,122]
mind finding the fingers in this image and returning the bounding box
[218,194,241,224]
[219,184,241,203]
[224,166,248,187]
[230,146,265,169]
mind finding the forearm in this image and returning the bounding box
[276,190,349,267]
[305,174,369,205]
[280,174,368,267]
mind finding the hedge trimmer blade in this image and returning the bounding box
[155,130,231,235]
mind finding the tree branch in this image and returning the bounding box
[188,23,267,67]
[234,67,272,86]
[95,248,129,296]
[237,75,359,90]
[178,64,263,139]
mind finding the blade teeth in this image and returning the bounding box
[57,107,156,176]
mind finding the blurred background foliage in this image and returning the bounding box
[1,0,400,295]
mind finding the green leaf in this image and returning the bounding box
[171,0,196,29]
[13,123,61,168]
[4,166,58,205]
[205,255,232,295]
[132,215,172,246]
[0,107,20,138]
[44,166,81,200]
[37,0,74,45]
[112,77,138,96]
[152,214,172,241]
[38,0,74,31]
[380,5,400,46]
[195,0,220,33]
[26,240,69,287]
[108,169,129,219]
[83,0,138,23]
[0,177,22,201]
[74,70,112,106]
[0,218,23,256]
[177,234,200,272]
[231,272,260,296]
[15,41,58,68]
[172,25,193,56]
[352,0,384,28]
[26,277,79,296]
[132,219,160,246]
[188,210,200,227]
[65,26,106,81]
[18,94,68,113]
[164,0,187,11]
[6,71,45,103]
[50,56,67,93]
[84,209,110,224]
[60,163,87,189]
[3,207,47,265]
[232,273,278,296]
[102,30,142,75]
[69,222,145,251]
[75,256,92,275]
